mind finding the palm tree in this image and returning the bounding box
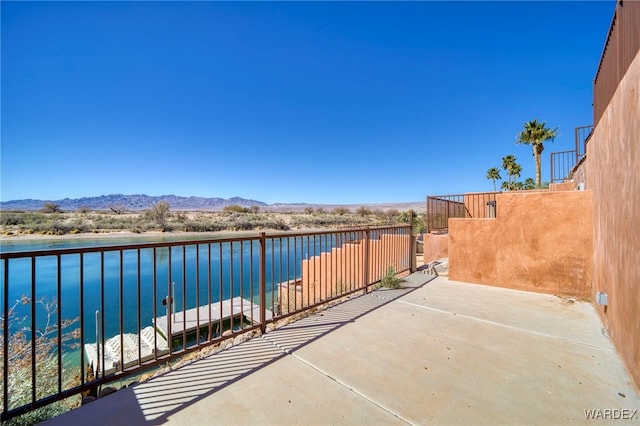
[486,167,501,192]
[516,119,558,188]
[511,163,522,183]
[523,178,535,190]
[501,155,517,185]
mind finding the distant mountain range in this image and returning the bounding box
[0,194,267,212]
[0,194,426,213]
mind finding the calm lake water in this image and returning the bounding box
[1,234,340,343]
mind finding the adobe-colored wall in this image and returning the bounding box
[448,191,592,298]
[586,50,640,391]
[423,233,448,263]
[549,181,575,192]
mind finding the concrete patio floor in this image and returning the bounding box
[45,273,640,425]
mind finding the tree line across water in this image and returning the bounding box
[0,202,426,236]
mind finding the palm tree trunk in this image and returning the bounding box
[534,149,541,187]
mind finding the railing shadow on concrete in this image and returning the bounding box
[65,273,436,425]
[2,225,414,422]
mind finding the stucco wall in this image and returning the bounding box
[423,233,448,263]
[448,191,592,297]
[586,50,640,391]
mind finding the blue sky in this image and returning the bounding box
[1,1,614,204]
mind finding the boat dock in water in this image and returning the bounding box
[84,297,273,375]
[153,296,273,340]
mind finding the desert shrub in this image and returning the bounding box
[355,207,372,217]
[222,205,248,213]
[42,203,62,214]
[221,214,289,231]
[332,207,350,215]
[182,220,224,232]
[385,209,400,222]
[147,202,171,231]
[0,212,26,226]
[267,218,289,231]
[92,215,136,230]
[378,265,404,289]
[290,214,371,228]
[51,221,73,235]
[1,297,80,424]
[131,218,156,234]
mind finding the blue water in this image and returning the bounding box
[1,234,342,344]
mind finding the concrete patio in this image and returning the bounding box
[45,273,640,425]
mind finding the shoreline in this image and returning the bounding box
[0,230,265,243]
[0,227,335,243]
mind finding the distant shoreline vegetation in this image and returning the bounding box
[0,203,425,237]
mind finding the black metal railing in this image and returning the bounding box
[550,150,578,184]
[426,192,499,232]
[575,125,593,162]
[550,125,593,183]
[0,225,413,421]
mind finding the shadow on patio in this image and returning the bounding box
[44,272,640,425]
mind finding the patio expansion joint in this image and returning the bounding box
[260,334,415,426]
[393,299,615,353]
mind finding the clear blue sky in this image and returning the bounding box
[1,1,614,204]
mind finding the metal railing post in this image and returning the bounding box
[363,228,370,293]
[3,260,9,421]
[259,232,267,333]
[409,214,416,273]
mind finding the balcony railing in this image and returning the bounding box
[593,0,640,126]
[550,125,593,183]
[426,192,499,232]
[0,225,413,421]
[550,150,578,184]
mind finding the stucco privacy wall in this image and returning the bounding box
[448,191,592,297]
[423,233,448,263]
[586,49,640,391]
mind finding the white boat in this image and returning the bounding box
[84,326,169,375]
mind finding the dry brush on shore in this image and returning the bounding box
[0,206,425,237]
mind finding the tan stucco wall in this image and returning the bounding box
[448,191,592,297]
[586,50,640,391]
[423,233,448,263]
[549,181,575,192]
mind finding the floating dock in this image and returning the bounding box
[153,297,273,340]
[84,297,272,375]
